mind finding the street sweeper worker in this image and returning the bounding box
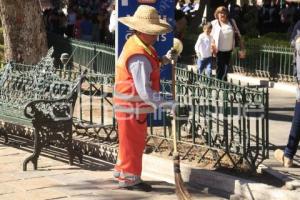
[113,5,178,192]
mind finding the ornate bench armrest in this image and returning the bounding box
[24,98,74,122]
[24,70,87,121]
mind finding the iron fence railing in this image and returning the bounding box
[64,65,268,170]
[49,33,295,83]
[232,42,294,82]
[45,35,269,170]
[48,33,115,74]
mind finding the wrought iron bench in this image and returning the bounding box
[0,48,85,171]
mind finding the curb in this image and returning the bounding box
[227,73,297,94]
[260,164,300,191]
[142,154,299,200]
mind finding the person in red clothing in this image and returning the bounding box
[113,5,176,192]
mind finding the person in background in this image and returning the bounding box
[194,22,215,77]
[80,14,93,41]
[274,22,300,168]
[174,0,188,40]
[211,6,242,81]
[91,14,101,42]
[74,14,82,39]
[113,5,176,191]
[58,10,67,36]
[108,1,116,45]
[291,20,300,41]
[66,7,77,38]
[108,1,116,33]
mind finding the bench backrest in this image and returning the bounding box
[0,48,80,109]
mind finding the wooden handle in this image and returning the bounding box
[171,59,177,153]
[171,60,175,98]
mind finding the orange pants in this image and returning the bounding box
[115,112,147,176]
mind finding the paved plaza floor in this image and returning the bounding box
[228,73,300,189]
[0,142,225,200]
[262,86,300,185]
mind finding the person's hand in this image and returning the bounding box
[161,48,178,65]
[211,44,217,54]
[238,49,246,59]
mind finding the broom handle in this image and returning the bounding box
[171,59,178,153]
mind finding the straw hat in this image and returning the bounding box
[118,5,172,35]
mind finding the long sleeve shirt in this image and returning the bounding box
[109,10,116,33]
[290,20,300,81]
[128,55,165,108]
[194,32,213,59]
[291,20,300,45]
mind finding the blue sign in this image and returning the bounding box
[116,0,175,80]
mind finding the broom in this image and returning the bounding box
[171,38,192,200]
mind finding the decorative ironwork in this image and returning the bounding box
[232,42,294,82]
[147,68,269,170]
[68,67,268,171]
[42,35,270,170]
[0,48,85,171]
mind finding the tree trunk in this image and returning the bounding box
[0,0,48,64]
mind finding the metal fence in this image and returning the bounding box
[46,34,269,170]
[48,33,115,74]
[49,34,295,83]
[67,66,269,170]
[232,42,294,82]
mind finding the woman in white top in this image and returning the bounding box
[211,6,242,81]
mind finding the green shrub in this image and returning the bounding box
[244,32,290,47]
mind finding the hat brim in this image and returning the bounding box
[119,17,172,35]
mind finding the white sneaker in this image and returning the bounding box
[284,157,293,168]
[274,149,293,168]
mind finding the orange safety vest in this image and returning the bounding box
[114,35,160,114]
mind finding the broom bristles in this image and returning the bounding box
[173,153,192,200]
[175,173,192,200]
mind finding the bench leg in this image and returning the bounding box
[67,141,74,165]
[23,130,43,171]
[4,133,8,143]
[66,122,83,165]
[67,140,84,164]
[65,123,75,165]
[73,142,83,164]
[67,142,84,165]
[0,128,8,143]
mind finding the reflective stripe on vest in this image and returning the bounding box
[114,92,144,102]
[114,105,154,114]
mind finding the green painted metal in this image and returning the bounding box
[47,35,269,170]
[162,67,269,169]
[47,33,115,74]
[73,66,268,170]
[49,33,296,82]
[0,48,85,170]
[232,41,294,82]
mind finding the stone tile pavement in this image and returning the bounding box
[227,73,300,190]
[0,143,226,200]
